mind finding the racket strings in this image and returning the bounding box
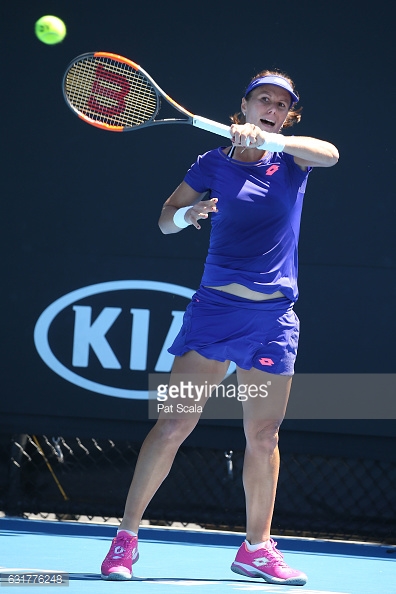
[64,57,158,128]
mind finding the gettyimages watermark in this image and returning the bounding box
[148,373,272,419]
[148,373,396,420]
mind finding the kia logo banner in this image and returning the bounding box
[34,280,195,400]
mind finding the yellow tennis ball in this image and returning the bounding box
[35,15,66,45]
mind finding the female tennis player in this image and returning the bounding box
[101,70,339,585]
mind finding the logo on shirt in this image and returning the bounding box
[265,165,280,176]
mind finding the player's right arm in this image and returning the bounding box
[158,181,218,234]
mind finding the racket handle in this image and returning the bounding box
[192,115,231,139]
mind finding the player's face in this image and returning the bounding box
[242,85,291,133]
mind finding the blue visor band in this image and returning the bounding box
[244,75,299,106]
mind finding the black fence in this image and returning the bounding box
[1,432,395,544]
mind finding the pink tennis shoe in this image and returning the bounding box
[231,539,307,586]
[101,531,139,580]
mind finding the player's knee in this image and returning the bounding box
[244,419,282,455]
[153,417,198,446]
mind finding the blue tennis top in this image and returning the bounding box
[184,147,312,302]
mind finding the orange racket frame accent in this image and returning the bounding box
[93,51,140,71]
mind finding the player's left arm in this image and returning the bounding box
[282,135,339,169]
[231,124,339,170]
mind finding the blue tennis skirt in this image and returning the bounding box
[168,286,300,375]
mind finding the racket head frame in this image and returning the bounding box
[62,51,194,132]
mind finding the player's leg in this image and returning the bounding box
[101,349,229,580]
[230,368,307,585]
[240,369,291,544]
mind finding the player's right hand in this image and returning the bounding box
[185,198,218,230]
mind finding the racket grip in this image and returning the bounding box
[192,115,231,139]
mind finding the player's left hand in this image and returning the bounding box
[230,123,266,149]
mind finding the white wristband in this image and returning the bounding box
[257,133,285,153]
[173,206,193,229]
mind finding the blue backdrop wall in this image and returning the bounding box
[1,0,395,443]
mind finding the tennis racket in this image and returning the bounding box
[62,51,232,140]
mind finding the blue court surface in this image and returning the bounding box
[0,517,395,593]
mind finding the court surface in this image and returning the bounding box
[0,517,395,593]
